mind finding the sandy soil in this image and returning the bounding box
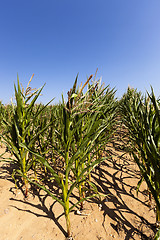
[0,139,157,240]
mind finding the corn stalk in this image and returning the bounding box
[1,75,54,196]
[22,75,116,238]
[120,87,160,239]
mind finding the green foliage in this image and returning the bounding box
[1,75,54,196]
[120,86,160,238]
[0,73,117,238]
[21,74,116,237]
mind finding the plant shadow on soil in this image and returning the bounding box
[90,144,156,240]
[0,142,157,240]
[0,161,69,238]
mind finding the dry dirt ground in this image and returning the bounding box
[0,138,157,240]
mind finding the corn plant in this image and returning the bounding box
[120,87,160,239]
[0,101,3,125]
[21,113,108,238]
[22,75,116,239]
[1,75,53,196]
[71,78,117,207]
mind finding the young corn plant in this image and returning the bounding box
[21,113,108,238]
[22,75,115,239]
[120,87,160,239]
[1,75,53,196]
[70,78,117,208]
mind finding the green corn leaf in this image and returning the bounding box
[154,228,160,240]
[19,143,61,186]
[27,177,65,207]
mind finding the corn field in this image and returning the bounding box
[120,87,160,240]
[0,75,160,239]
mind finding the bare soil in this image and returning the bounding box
[0,138,157,240]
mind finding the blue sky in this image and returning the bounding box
[0,0,160,104]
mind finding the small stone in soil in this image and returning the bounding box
[4,208,9,214]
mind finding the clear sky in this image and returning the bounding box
[0,0,160,104]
